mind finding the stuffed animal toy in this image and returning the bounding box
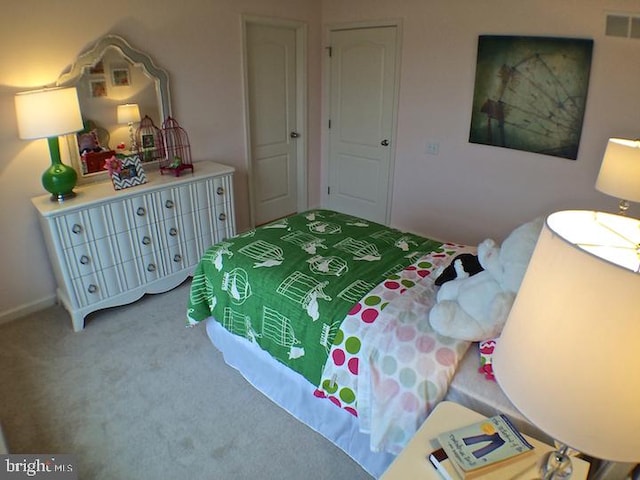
[428,217,544,341]
[78,130,102,155]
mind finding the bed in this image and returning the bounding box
[186,209,546,478]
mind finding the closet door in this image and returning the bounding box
[244,19,307,226]
[327,25,399,224]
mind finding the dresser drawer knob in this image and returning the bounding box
[87,284,98,294]
[173,254,182,263]
[79,255,90,265]
[72,224,83,234]
[142,236,151,245]
[218,213,226,221]
[147,263,156,272]
[136,207,146,216]
[165,199,174,209]
[169,227,178,237]
[216,187,224,195]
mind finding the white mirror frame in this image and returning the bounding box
[56,35,171,184]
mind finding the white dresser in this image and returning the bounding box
[32,160,236,331]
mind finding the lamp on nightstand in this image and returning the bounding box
[595,138,640,215]
[493,210,640,479]
[117,103,141,152]
[15,86,84,202]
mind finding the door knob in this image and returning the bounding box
[381,139,390,146]
[290,131,300,138]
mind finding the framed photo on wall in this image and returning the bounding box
[89,79,108,98]
[89,60,105,75]
[111,66,131,86]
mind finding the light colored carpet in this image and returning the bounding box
[0,281,372,480]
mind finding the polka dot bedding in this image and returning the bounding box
[315,244,475,454]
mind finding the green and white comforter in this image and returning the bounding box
[187,209,443,385]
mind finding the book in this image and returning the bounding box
[436,414,535,479]
[428,444,543,480]
[428,447,460,480]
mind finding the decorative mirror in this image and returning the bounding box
[56,35,171,183]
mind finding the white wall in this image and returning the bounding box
[2,0,639,322]
[322,0,640,244]
[0,0,322,322]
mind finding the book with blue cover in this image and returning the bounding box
[436,414,535,478]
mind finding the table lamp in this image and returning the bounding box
[595,138,640,215]
[15,87,84,201]
[493,210,640,479]
[117,103,141,151]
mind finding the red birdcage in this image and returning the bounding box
[135,115,165,164]
[159,116,194,176]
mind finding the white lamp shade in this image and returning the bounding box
[595,138,640,203]
[15,87,83,139]
[493,210,640,463]
[117,103,141,124]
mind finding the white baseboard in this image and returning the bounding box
[0,295,57,326]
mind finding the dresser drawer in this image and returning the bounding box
[127,196,156,229]
[159,221,181,248]
[108,195,156,232]
[132,224,159,255]
[139,252,163,282]
[64,238,117,280]
[163,243,188,274]
[212,176,231,205]
[71,266,122,307]
[213,204,234,240]
[156,184,197,220]
[56,206,112,247]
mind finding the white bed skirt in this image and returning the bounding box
[205,318,396,478]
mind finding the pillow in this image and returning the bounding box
[434,253,484,286]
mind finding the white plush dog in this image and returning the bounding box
[429,217,544,341]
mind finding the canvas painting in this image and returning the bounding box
[469,35,593,160]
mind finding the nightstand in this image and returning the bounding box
[381,401,590,479]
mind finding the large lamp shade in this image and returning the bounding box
[493,210,640,463]
[15,87,83,139]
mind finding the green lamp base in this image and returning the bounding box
[44,136,78,202]
[42,162,77,202]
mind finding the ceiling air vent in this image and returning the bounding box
[606,13,640,39]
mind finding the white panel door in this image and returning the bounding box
[327,26,398,224]
[246,23,298,225]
